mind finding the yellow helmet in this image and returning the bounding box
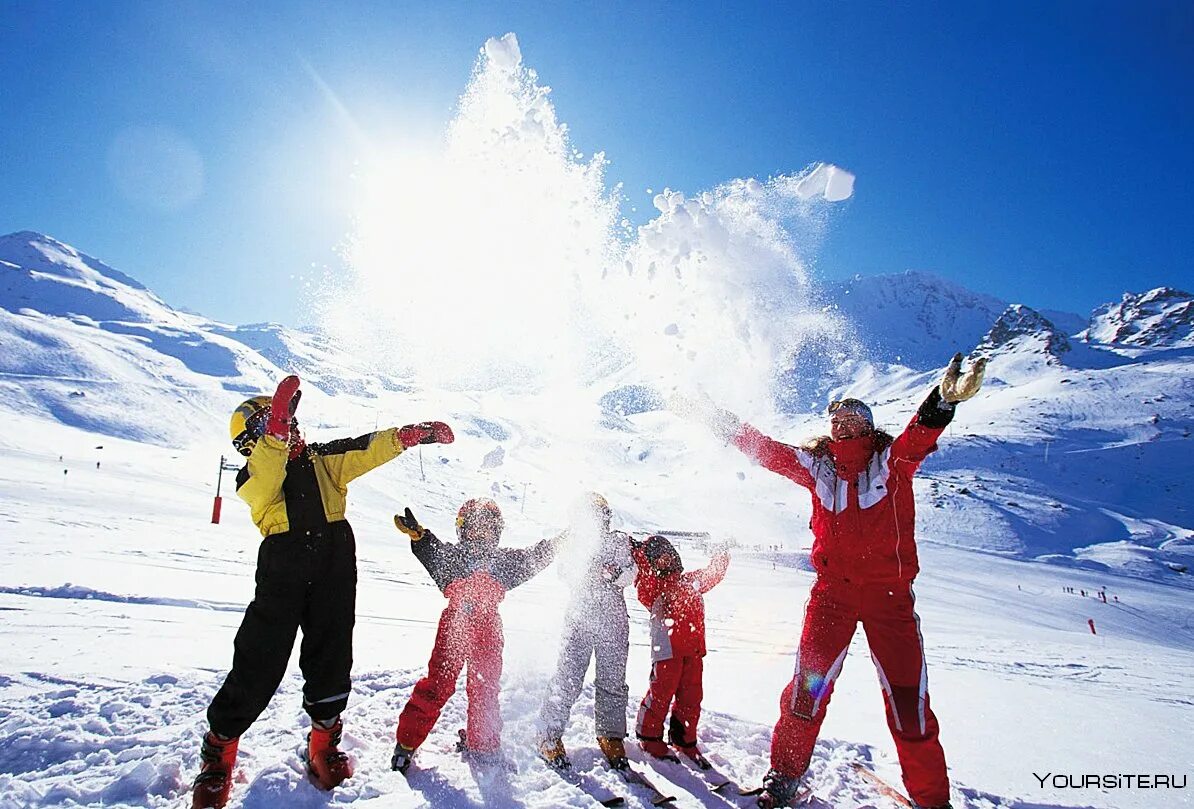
[229,395,271,457]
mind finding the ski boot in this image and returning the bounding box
[191,731,238,809]
[667,720,709,769]
[390,741,417,773]
[596,736,629,770]
[757,768,805,808]
[538,736,571,770]
[673,742,711,770]
[306,718,353,790]
[635,733,679,762]
[457,729,515,772]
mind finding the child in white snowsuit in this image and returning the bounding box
[538,493,636,769]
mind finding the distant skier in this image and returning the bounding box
[190,375,453,808]
[630,533,730,765]
[675,352,985,809]
[537,492,635,770]
[390,499,564,772]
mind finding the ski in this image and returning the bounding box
[741,784,816,807]
[544,763,626,807]
[673,748,736,792]
[611,764,677,806]
[851,763,914,808]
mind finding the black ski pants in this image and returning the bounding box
[207,521,357,738]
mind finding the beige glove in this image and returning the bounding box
[940,352,987,402]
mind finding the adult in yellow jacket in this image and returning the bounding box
[191,374,453,808]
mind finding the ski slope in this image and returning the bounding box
[1,412,1191,809]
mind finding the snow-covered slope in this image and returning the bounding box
[1,233,1193,808]
[0,232,415,445]
[3,230,1192,584]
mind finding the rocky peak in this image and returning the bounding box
[975,304,1071,363]
[1084,287,1194,348]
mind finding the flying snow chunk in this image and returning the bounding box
[823,165,855,201]
[485,33,523,71]
[794,163,856,202]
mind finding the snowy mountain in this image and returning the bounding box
[971,304,1071,368]
[0,232,416,444]
[3,230,1191,587]
[822,270,1087,369]
[1082,286,1194,349]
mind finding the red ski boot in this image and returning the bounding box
[306,718,353,790]
[636,733,680,762]
[191,731,238,809]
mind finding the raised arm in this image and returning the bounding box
[236,434,289,529]
[669,392,817,490]
[891,353,986,473]
[394,507,464,590]
[732,424,817,490]
[690,548,730,594]
[494,533,564,591]
[630,542,666,609]
[319,421,454,488]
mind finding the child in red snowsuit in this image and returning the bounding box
[630,534,730,763]
[390,499,562,771]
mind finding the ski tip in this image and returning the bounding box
[602,799,626,808]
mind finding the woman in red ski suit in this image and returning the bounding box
[688,354,984,809]
[389,499,562,771]
[630,534,730,762]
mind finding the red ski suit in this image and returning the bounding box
[631,545,730,747]
[395,529,557,753]
[732,387,955,809]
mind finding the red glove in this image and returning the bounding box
[398,421,454,448]
[266,375,301,440]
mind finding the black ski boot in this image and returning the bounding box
[757,768,805,808]
[390,742,416,773]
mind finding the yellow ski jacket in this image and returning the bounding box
[236,429,405,538]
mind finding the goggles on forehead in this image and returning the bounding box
[827,398,873,424]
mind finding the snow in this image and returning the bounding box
[2,31,1193,809]
[0,424,1191,808]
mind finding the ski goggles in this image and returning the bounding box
[827,398,873,425]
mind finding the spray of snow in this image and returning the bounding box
[317,33,859,425]
[316,33,620,394]
[602,174,860,420]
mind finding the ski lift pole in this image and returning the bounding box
[212,454,240,524]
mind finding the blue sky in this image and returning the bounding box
[2,1,1191,326]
